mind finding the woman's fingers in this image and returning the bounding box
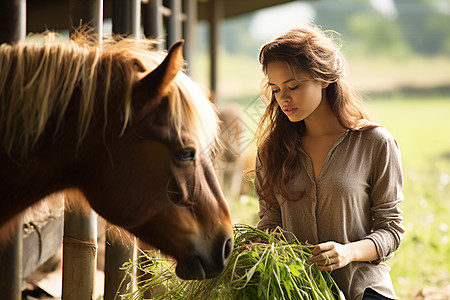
[307,242,339,271]
[308,252,332,265]
[308,244,335,263]
[308,241,353,272]
[310,256,336,272]
[310,242,335,255]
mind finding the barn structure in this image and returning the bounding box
[0,0,295,299]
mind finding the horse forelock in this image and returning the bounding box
[128,42,220,157]
[167,73,220,157]
[0,31,219,159]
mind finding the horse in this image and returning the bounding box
[0,31,233,280]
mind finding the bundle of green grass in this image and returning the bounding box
[118,224,345,300]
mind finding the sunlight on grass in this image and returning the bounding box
[367,97,450,168]
[347,56,450,93]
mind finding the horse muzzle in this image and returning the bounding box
[175,234,233,280]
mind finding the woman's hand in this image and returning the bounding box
[307,239,379,271]
[307,241,353,271]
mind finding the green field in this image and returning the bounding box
[227,95,450,298]
[367,96,450,298]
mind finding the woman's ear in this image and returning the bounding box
[322,82,330,89]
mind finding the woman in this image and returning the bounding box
[253,24,405,300]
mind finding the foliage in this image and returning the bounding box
[393,0,450,56]
[345,13,412,59]
[117,225,344,300]
[203,0,450,61]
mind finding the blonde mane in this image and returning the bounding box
[0,32,218,159]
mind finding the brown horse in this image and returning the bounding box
[0,32,233,280]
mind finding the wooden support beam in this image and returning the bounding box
[183,0,197,73]
[167,0,182,46]
[143,0,164,49]
[0,0,26,43]
[112,0,132,34]
[130,0,141,37]
[208,0,223,101]
[69,0,103,38]
[113,0,141,37]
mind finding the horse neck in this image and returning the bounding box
[0,77,124,227]
[0,97,87,226]
[0,142,75,225]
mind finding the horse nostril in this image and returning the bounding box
[223,237,233,261]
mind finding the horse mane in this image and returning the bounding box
[0,31,219,159]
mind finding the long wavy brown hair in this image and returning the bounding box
[254,24,378,204]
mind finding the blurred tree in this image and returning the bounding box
[312,0,373,39]
[203,0,450,59]
[425,11,450,56]
[393,0,450,55]
[346,13,412,58]
[222,15,260,57]
[312,0,450,57]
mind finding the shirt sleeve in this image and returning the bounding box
[254,153,282,231]
[365,132,405,263]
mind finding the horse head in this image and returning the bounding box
[79,41,233,280]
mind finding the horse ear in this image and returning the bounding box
[139,40,185,98]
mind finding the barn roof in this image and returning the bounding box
[26,0,296,32]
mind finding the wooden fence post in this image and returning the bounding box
[62,206,98,300]
[103,238,136,300]
[0,222,23,300]
[103,2,141,298]
[62,1,102,299]
[0,0,26,299]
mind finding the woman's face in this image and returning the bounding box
[267,60,325,122]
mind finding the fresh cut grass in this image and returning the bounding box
[117,225,344,300]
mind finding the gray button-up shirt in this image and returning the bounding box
[256,126,405,300]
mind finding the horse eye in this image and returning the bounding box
[173,147,196,161]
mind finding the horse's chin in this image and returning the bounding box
[175,255,222,280]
